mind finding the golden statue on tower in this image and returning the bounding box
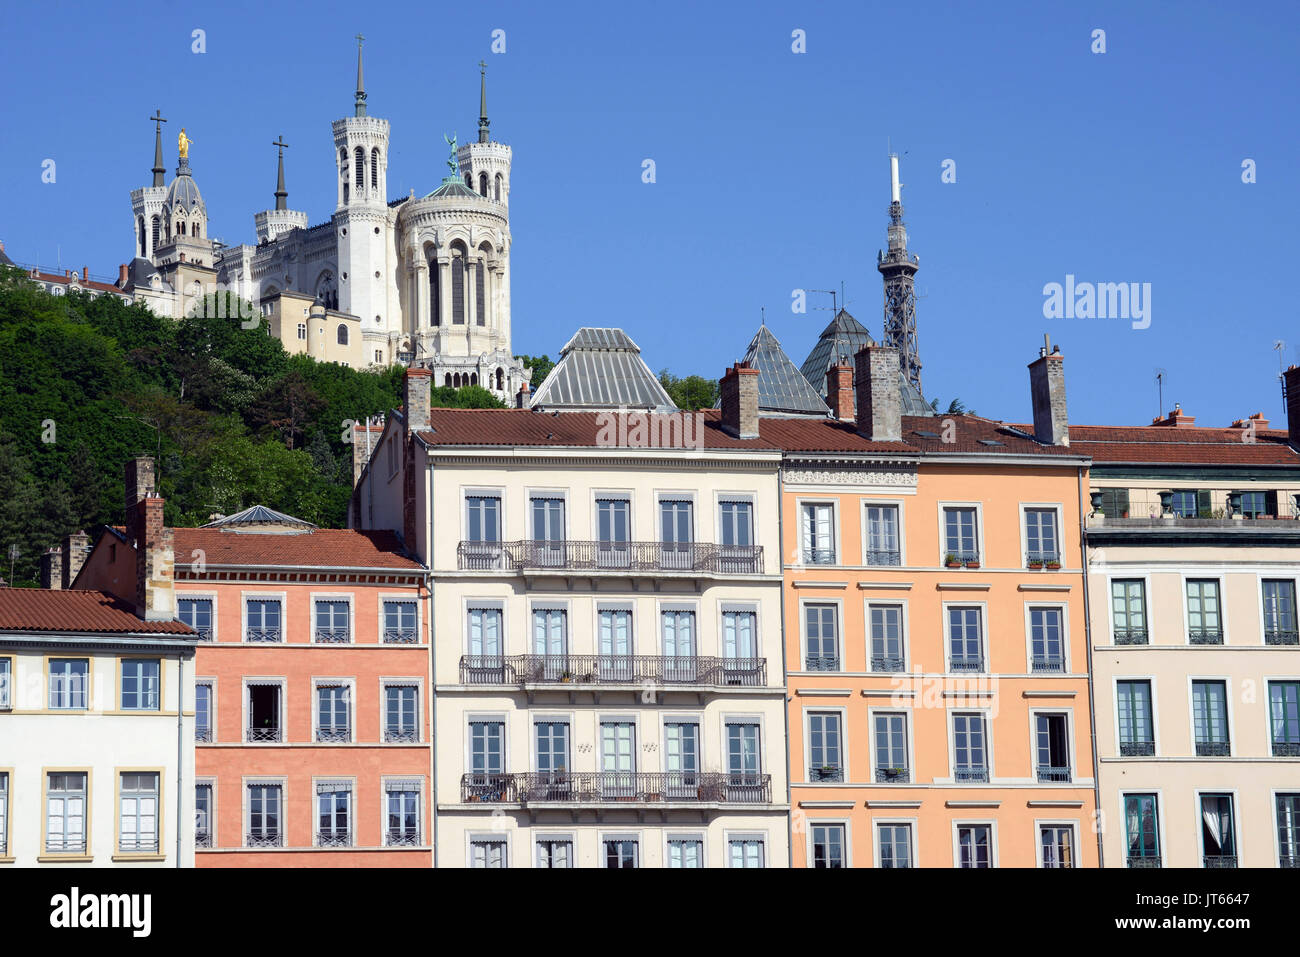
[178,127,193,160]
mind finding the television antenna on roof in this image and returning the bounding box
[1154,368,1168,420]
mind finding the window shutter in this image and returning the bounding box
[1197,489,1212,516]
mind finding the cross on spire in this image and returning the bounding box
[477,60,490,143]
[273,135,289,210]
[354,33,367,116]
[149,109,168,187]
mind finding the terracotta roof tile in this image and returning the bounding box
[0,589,193,634]
[1012,423,1300,466]
[172,528,420,569]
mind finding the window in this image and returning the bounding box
[599,722,636,797]
[1186,580,1222,643]
[195,783,213,848]
[530,495,566,565]
[371,148,380,189]
[865,504,900,565]
[667,838,703,868]
[178,598,213,640]
[466,495,501,542]
[316,683,351,742]
[121,659,161,710]
[316,782,353,847]
[1191,680,1230,755]
[1200,794,1237,868]
[468,721,505,798]
[195,681,213,742]
[314,599,351,643]
[663,721,698,797]
[0,657,9,709]
[722,609,758,670]
[1263,580,1299,644]
[1034,713,1071,782]
[728,838,765,868]
[599,608,633,678]
[297,322,306,340]
[801,503,835,564]
[874,712,909,782]
[869,604,904,672]
[726,722,763,798]
[952,713,988,782]
[719,499,753,547]
[471,839,507,868]
[1096,487,1129,519]
[46,772,87,854]
[383,600,418,644]
[336,324,349,345]
[1277,793,1300,868]
[1110,580,1147,643]
[1024,507,1059,564]
[659,498,694,568]
[805,603,839,671]
[1117,680,1155,755]
[1040,825,1074,868]
[537,838,573,868]
[1236,490,1274,519]
[1269,681,1300,756]
[957,825,992,868]
[384,684,419,742]
[604,838,638,868]
[536,720,571,788]
[661,609,696,680]
[49,658,89,710]
[385,781,421,846]
[119,772,159,853]
[0,772,7,856]
[808,712,843,782]
[464,606,503,682]
[878,823,912,868]
[532,608,568,678]
[1170,489,1208,518]
[811,824,845,868]
[475,249,487,326]
[1029,607,1065,671]
[942,506,978,562]
[245,599,282,642]
[947,606,984,672]
[247,783,283,847]
[246,681,282,742]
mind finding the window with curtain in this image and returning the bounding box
[1125,793,1160,864]
[537,839,573,868]
[1263,580,1299,643]
[1200,794,1236,867]
[46,773,87,853]
[471,839,507,868]
[728,838,764,868]
[1191,680,1230,755]
[667,838,703,868]
[1276,794,1300,867]
[119,772,159,853]
[1117,680,1154,755]
[865,504,900,565]
[1269,681,1300,755]
[801,503,834,564]
[1110,580,1147,643]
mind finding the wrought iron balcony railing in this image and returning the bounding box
[383,628,419,644]
[1031,656,1066,673]
[195,725,213,743]
[805,655,841,673]
[458,539,764,575]
[950,656,984,673]
[954,765,989,783]
[1036,765,1072,783]
[317,830,353,848]
[192,627,213,641]
[802,548,836,566]
[872,655,906,673]
[875,767,910,783]
[1188,628,1224,645]
[317,725,351,743]
[386,828,421,847]
[314,629,351,644]
[458,654,767,687]
[1195,741,1231,757]
[45,836,87,853]
[1127,855,1161,868]
[1120,741,1156,757]
[1203,854,1237,868]
[1266,630,1300,646]
[195,828,213,849]
[118,836,159,853]
[246,831,283,848]
[459,771,772,805]
[809,766,843,783]
[865,549,902,566]
[1281,854,1300,868]
[246,726,282,743]
[245,629,282,643]
[385,727,419,743]
[1026,551,1061,566]
[1113,628,1149,645]
[1272,741,1300,757]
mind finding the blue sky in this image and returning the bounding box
[2,0,1297,427]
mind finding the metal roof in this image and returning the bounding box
[201,504,317,529]
[427,180,484,201]
[797,309,934,417]
[741,325,830,416]
[530,327,677,411]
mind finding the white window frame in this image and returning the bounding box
[723,829,768,868]
[311,676,355,744]
[380,677,423,743]
[937,501,984,565]
[1033,819,1080,868]
[873,817,919,868]
[310,592,355,644]
[381,775,425,847]
[525,486,571,542]
[1026,706,1077,783]
[1186,674,1234,757]
[803,706,848,782]
[1018,502,1065,568]
[464,599,507,657]
[194,776,216,849]
[195,677,217,743]
[598,830,642,868]
[806,818,852,868]
[241,591,287,643]
[176,591,219,642]
[378,593,423,645]
[1022,601,1070,673]
[718,600,762,664]
[466,832,511,868]
[663,830,707,868]
[312,775,357,847]
[534,830,577,868]
[951,819,999,868]
[242,677,287,744]
[865,597,910,672]
[942,600,988,673]
[796,497,839,565]
[715,491,757,548]
[242,775,287,848]
[465,712,510,777]
[462,487,506,542]
[590,488,635,543]
[861,498,907,567]
[946,707,995,783]
[867,705,915,784]
[800,597,844,673]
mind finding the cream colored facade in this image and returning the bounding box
[264,291,364,367]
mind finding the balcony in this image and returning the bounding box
[383,628,419,644]
[246,831,284,848]
[192,627,213,641]
[1266,630,1300,646]
[1271,742,1300,757]
[245,629,282,643]
[460,771,772,805]
[1203,854,1237,868]
[1031,656,1065,673]
[45,836,87,854]
[875,767,910,783]
[1113,628,1148,646]
[195,725,213,743]
[803,548,836,566]
[1195,741,1231,757]
[385,727,419,743]
[314,629,351,644]
[949,657,984,673]
[1281,855,1300,868]
[458,654,767,688]
[118,836,159,854]
[317,725,351,743]
[1127,855,1161,868]
[386,828,421,847]
[809,766,844,783]
[872,655,906,673]
[865,549,901,567]
[195,828,212,849]
[1036,766,1072,783]
[316,830,353,848]
[246,726,282,743]
[1026,551,1061,569]
[805,655,840,673]
[1120,741,1155,757]
[954,766,989,783]
[458,539,764,576]
[1188,629,1223,645]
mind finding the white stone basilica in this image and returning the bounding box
[127,41,528,399]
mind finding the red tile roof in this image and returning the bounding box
[0,589,193,634]
[1015,423,1300,466]
[172,528,420,569]
[31,271,127,296]
[414,409,1081,458]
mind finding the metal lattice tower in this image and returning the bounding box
[877,153,922,394]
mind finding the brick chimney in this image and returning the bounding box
[61,530,90,589]
[41,547,63,590]
[124,457,175,621]
[1150,404,1195,428]
[719,362,760,439]
[516,380,531,409]
[403,368,432,435]
[1028,340,1069,446]
[854,345,902,442]
[826,364,855,422]
[82,266,88,281]
[351,422,382,484]
[1286,366,1300,450]
[118,263,129,287]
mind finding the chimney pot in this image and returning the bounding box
[41,547,63,590]
[403,367,432,434]
[854,345,902,442]
[1028,344,1069,446]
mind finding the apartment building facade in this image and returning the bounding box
[75,460,433,866]
[1076,379,1300,868]
[354,368,791,867]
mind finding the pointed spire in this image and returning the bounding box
[149,109,167,187]
[354,34,367,117]
[477,60,490,143]
[272,136,289,211]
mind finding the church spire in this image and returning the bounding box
[149,109,167,187]
[272,136,289,211]
[477,60,490,143]
[877,153,923,394]
[354,34,367,117]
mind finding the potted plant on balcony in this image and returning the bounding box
[964,557,980,569]
[944,553,961,568]
[883,766,906,782]
[1045,558,1061,570]
[560,670,573,683]
[1027,557,1044,569]
[817,765,839,781]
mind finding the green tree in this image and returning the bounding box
[658,370,719,411]
[516,353,554,388]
